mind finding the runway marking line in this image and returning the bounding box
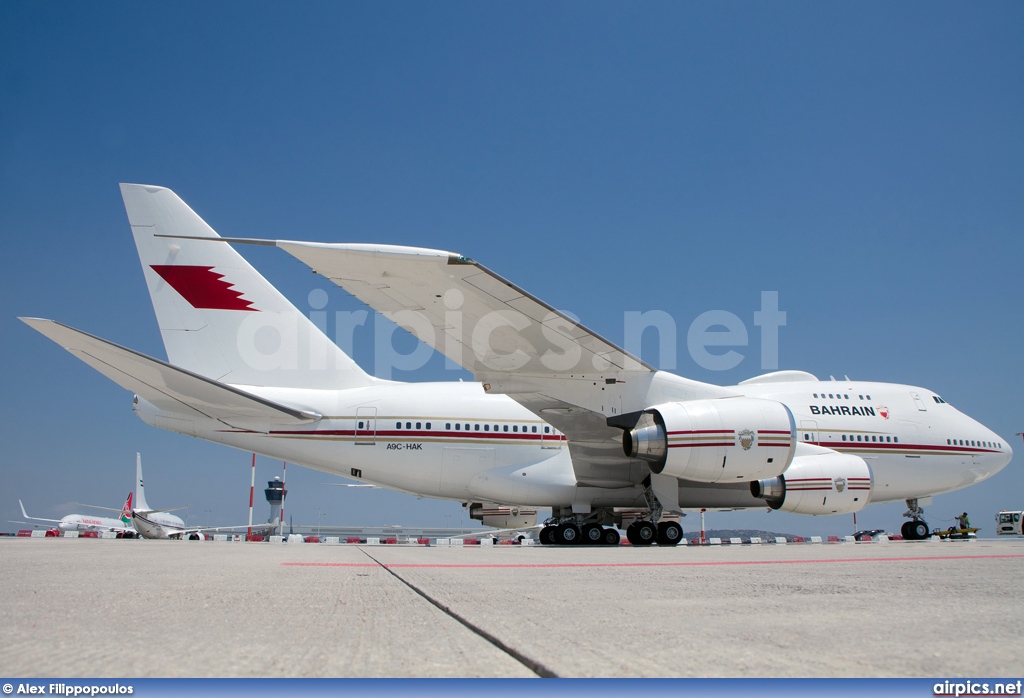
[281,553,1024,569]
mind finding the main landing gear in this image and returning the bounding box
[539,522,621,546]
[539,518,681,546]
[621,520,683,546]
[901,498,931,540]
[538,483,686,546]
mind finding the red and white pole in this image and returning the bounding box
[279,461,287,537]
[700,508,706,545]
[247,453,256,539]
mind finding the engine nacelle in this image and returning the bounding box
[624,398,796,483]
[751,448,873,515]
[468,503,538,529]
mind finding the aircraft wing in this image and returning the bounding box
[271,242,659,487]
[18,500,62,524]
[20,318,321,432]
[274,242,654,375]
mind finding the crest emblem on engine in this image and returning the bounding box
[738,429,755,450]
[834,477,847,493]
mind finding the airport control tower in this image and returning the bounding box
[264,476,286,528]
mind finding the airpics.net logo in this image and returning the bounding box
[934,680,1023,697]
[234,290,787,380]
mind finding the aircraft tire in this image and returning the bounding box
[900,521,913,540]
[633,521,657,546]
[540,526,555,545]
[602,527,621,546]
[581,523,603,545]
[555,524,580,545]
[912,521,929,539]
[625,523,639,545]
[657,521,683,546]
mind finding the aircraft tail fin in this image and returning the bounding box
[121,491,134,524]
[134,454,150,512]
[121,183,378,390]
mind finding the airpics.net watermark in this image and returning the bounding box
[238,290,787,380]
[934,680,1023,697]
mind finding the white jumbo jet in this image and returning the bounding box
[15,494,135,536]
[20,184,1013,545]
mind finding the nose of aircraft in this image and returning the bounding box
[999,434,1014,470]
[982,426,1013,478]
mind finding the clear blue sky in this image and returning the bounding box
[2,2,1021,537]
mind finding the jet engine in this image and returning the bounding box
[624,398,796,483]
[468,503,538,529]
[751,448,872,515]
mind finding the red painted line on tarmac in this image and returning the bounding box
[280,553,1024,569]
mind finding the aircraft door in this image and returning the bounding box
[355,407,376,445]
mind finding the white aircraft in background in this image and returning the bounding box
[15,494,135,536]
[87,453,255,540]
[20,184,1013,546]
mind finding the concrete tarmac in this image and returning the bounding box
[2,537,1022,678]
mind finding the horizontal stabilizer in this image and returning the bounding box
[20,318,320,430]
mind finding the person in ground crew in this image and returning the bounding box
[957,512,970,529]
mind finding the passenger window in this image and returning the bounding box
[426,422,431,430]
[545,426,551,433]
[406,422,412,429]
[503,425,509,432]
[842,435,847,441]
[455,423,460,430]
[532,426,538,433]
[416,422,421,429]
[358,421,364,429]
[886,436,891,442]
[396,422,401,429]
[484,424,490,432]
[465,424,470,431]
[475,424,480,431]
[513,425,519,432]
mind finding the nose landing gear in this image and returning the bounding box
[901,499,931,540]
